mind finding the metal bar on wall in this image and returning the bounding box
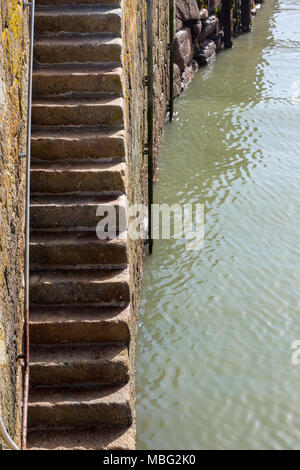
[169,0,174,122]
[146,0,154,254]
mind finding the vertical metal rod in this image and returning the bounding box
[22,0,35,451]
[241,0,251,32]
[147,0,154,254]
[169,0,174,122]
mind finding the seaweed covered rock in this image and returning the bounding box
[198,15,219,41]
[195,39,216,65]
[191,20,202,42]
[207,0,222,15]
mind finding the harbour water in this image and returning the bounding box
[136,0,300,450]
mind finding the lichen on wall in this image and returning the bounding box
[0,0,28,449]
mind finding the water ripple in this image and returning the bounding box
[137,0,300,450]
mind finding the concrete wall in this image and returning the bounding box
[0,0,28,448]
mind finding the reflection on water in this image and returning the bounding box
[136,0,300,450]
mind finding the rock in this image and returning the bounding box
[176,17,184,32]
[191,20,202,42]
[207,0,222,15]
[251,0,257,15]
[181,60,199,90]
[199,15,219,41]
[174,27,193,73]
[212,30,224,51]
[173,63,182,98]
[199,8,209,21]
[176,0,200,24]
[195,39,216,66]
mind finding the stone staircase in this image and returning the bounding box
[27,0,135,450]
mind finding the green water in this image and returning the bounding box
[136,0,300,450]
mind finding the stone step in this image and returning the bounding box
[36,0,121,5]
[31,126,125,162]
[34,33,122,64]
[30,306,130,344]
[30,232,128,269]
[30,162,126,195]
[30,342,129,386]
[32,94,123,127]
[28,384,132,430]
[35,5,121,36]
[33,63,122,97]
[30,268,130,306]
[30,194,127,230]
[27,425,134,450]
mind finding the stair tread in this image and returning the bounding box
[30,305,130,324]
[36,0,121,3]
[29,306,130,344]
[32,94,123,106]
[31,126,125,162]
[30,193,126,206]
[31,161,126,171]
[30,267,129,285]
[30,231,127,245]
[29,383,130,405]
[32,125,124,137]
[30,194,126,230]
[35,32,121,44]
[27,425,135,450]
[33,61,121,73]
[29,268,130,306]
[36,4,121,14]
[30,342,129,365]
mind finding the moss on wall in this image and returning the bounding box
[0,0,28,449]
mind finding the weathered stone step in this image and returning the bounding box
[35,5,121,36]
[31,126,125,162]
[33,63,122,97]
[30,162,126,195]
[30,194,127,230]
[30,232,127,269]
[27,425,134,450]
[32,95,123,127]
[30,268,130,306]
[36,0,121,5]
[29,384,132,430]
[30,306,130,344]
[34,33,122,64]
[30,342,129,386]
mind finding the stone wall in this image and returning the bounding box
[0,0,28,448]
[121,3,147,416]
[174,0,260,97]
[121,0,171,435]
[121,0,171,316]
